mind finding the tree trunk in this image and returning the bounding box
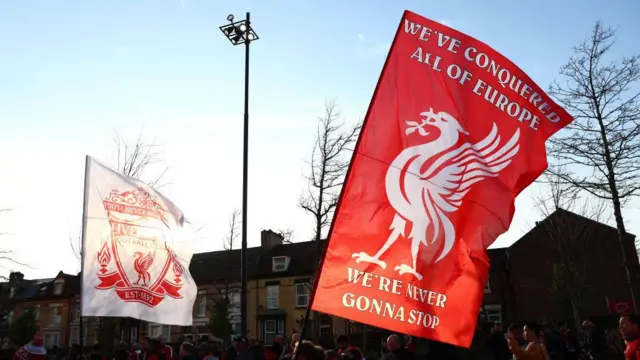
[570,299,582,333]
[611,193,638,312]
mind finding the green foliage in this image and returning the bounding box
[10,307,39,346]
[209,297,233,343]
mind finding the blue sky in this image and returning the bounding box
[0,0,638,278]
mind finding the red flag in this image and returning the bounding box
[608,298,633,314]
[311,10,573,348]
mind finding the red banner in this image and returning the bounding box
[311,10,573,348]
[97,271,182,308]
[608,298,633,314]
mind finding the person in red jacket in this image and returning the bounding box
[621,314,640,360]
[157,336,173,360]
[13,338,47,360]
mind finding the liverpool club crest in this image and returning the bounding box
[95,187,184,307]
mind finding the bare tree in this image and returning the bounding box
[114,131,169,188]
[70,131,170,262]
[548,21,640,311]
[534,170,609,330]
[205,210,242,339]
[224,209,241,251]
[298,100,361,341]
[277,228,295,244]
[0,208,28,279]
[299,100,361,244]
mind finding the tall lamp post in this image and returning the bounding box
[220,13,259,338]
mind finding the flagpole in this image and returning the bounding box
[292,13,406,359]
[79,155,92,355]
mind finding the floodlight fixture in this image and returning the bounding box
[219,13,259,46]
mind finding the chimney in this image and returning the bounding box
[261,230,283,249]
[9,271,24,283]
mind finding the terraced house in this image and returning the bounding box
[2,209,635,349]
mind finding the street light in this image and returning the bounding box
[220,12,258,339]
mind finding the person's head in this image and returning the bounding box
[291,334,300,345]
[149,339,163,353]
[274,335,285,345]
[156,336,166,345]
[324,349,339,360]
[508,324,522,337]
[620,314,640,337]
[335,335,349,350]
[200,342,213,356]
[140,337,151,350]
[558,321,568,331]
[184,336,193,343]
[339,348,363,360]
[180,342,195,357]
[294,342,323,360]
[493,322,503,333]
[523,322,541,342]
[582,320,594,331]
[386,335,401,352]
[403,335,411,343]
[233,336,247,351]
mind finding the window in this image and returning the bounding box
[271,256,290,272]
[53,280,64,295]
[197,291,207,317]
[267,285,279,309]
[295,283,310,307]
[44,332,60,347]
[319,315,332,337]
[49,305,61,325]
[228,291,241,334]
[121,327,138,343]
[484,305,502,323]
[70,327,87,345]
[263,319,284,344]
[148,324,171,340]
[34,306,40,321]
[9,287,15,299]
[484,279,491,293]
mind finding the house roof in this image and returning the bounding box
[253,240,325,279]
[9,271,79,302]
[189,246,264,284]
[509,207,636,250]
[188,240,325,283]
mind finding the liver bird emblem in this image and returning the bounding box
[352,109,520,280]
[133,251,156,286]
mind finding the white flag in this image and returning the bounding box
[81,156,197,326]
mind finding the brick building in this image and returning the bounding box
[482,208,639,325]
[1,209,637,348]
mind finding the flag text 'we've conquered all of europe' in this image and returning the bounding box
[405,20,561,131]
[341,268,445,330]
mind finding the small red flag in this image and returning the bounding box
[311,10,573,348]
[608,298,633,314]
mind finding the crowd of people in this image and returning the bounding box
[11,314,640,360]
[10,332,417,360]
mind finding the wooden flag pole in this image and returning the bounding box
[79,155,92,356]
